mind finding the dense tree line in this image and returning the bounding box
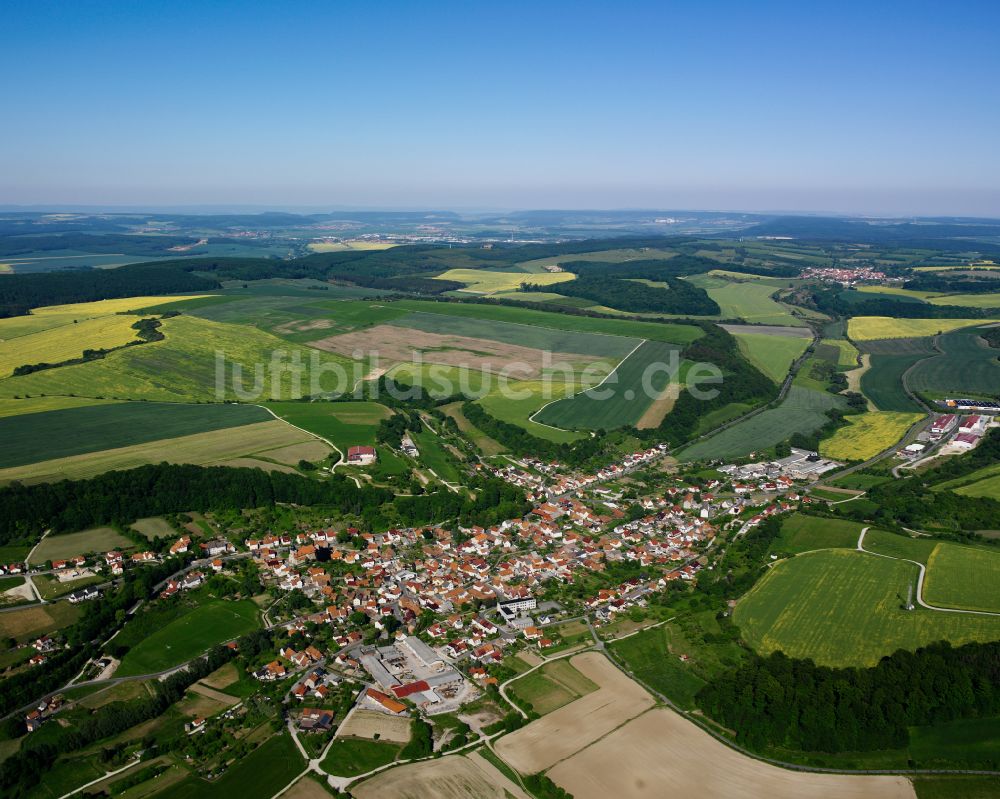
[904,272,1000,295]
[811,286,999,319]
[697,641,1000,753]
[523,272,719,315]
[0,262,218,318]
[0,461,529,546]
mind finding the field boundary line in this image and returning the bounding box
[527,338,647,430]
[856,527,1000,617]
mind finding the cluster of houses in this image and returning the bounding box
[25,695,64,732]
[488,444,670,501]
[799,266,889,285]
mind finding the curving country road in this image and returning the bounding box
[856,527,1000,617]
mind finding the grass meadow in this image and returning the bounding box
[117,600,260,676]
[508,659,599,715]
[732,332,811,383]
[320,737,401,777]
[29,527,134,563]
[157,733,305,799]
[1,315,356,402]
[265,400,392,450]
[923,545,1000,613]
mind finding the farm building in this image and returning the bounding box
[953,432,981,450]
[958,415,988,435]
[930,414,958,437]
[347,445,377,465]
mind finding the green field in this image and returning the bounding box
[954,472,1000,499]
[923,544,1000,612]
[861,529,939,564]
[732,332,811,382]
[0,402,270,469]
[734,550,1000,667]
[822,338,861,368]
[131,516,178,539]
[907,326,1000,398]
[533,340,684,430]
[386,310,639,359]
[388,299,703,344]
[679,386,846,461]
[410,427,463,484]
[770,513,865,555]
[476,380,587,442]
[265,401,393,450]
[685,273,804,326]
[0,395,120,419]
[434,267,575,294]
[0,315,356,403]
[117,600,261,676]
[848,317,992,341]
[859,338,936,412]
[819,411,923,461]
[29,527,134,564]
[508,659,599,715]
[320,737,400,776]
[156,733,305,799]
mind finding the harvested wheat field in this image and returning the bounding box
[281,776,334,799]
[338,709,412,743]
[310,324,590,379]
[548,708,915,799]
[495,651,654,773]
[636,381,680,429]
[351,753,528,799]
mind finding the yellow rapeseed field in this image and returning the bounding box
[819,411,924,460]
[0,314,142,378]
[847,316,994,341]
[31,295,207,317]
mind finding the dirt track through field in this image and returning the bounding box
[547,708,915,799]
[494,651,654,773]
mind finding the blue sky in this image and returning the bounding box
[3,0,999,215]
